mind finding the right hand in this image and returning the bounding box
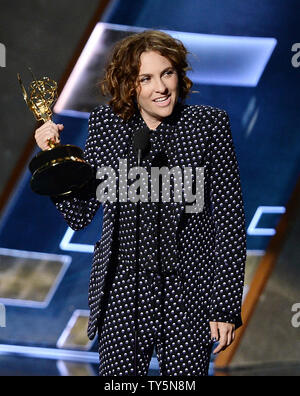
[34,121,64,151]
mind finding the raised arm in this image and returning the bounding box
[33,110,102,231]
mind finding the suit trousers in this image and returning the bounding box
[97,263,213,376]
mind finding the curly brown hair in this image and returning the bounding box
[100,30,193,120]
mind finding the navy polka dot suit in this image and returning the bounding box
[51,103,247,376]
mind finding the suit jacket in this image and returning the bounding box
[51,103,247,344]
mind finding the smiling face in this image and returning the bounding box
[136,51,179,130]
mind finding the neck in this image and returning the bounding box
[139,111,162,130]
[146,121,161,130]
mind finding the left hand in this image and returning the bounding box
[209,321,235,355]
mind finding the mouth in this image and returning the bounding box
[153,95,171,106]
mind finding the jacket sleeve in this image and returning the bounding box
[207,109,247,329]
[50,108,101,231]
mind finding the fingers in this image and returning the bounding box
[34,121,64,151]
[210,322,235,355]
[227,327,235,346]
[209,321,219,342]
[213,331,227,355]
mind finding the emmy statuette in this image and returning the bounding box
[17,69,94,197]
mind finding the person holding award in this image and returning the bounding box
[34,30,247,376]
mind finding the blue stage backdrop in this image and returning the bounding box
[0,0,299,376]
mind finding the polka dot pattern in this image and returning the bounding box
[51,103,247,376]
[98,270,213,376]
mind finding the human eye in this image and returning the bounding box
[139,75,151,84]
[163,69,176,77]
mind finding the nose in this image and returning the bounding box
[154,77,168,93]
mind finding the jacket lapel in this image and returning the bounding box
[106,106,198,263]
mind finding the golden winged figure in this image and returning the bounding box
[17,68,58,123]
